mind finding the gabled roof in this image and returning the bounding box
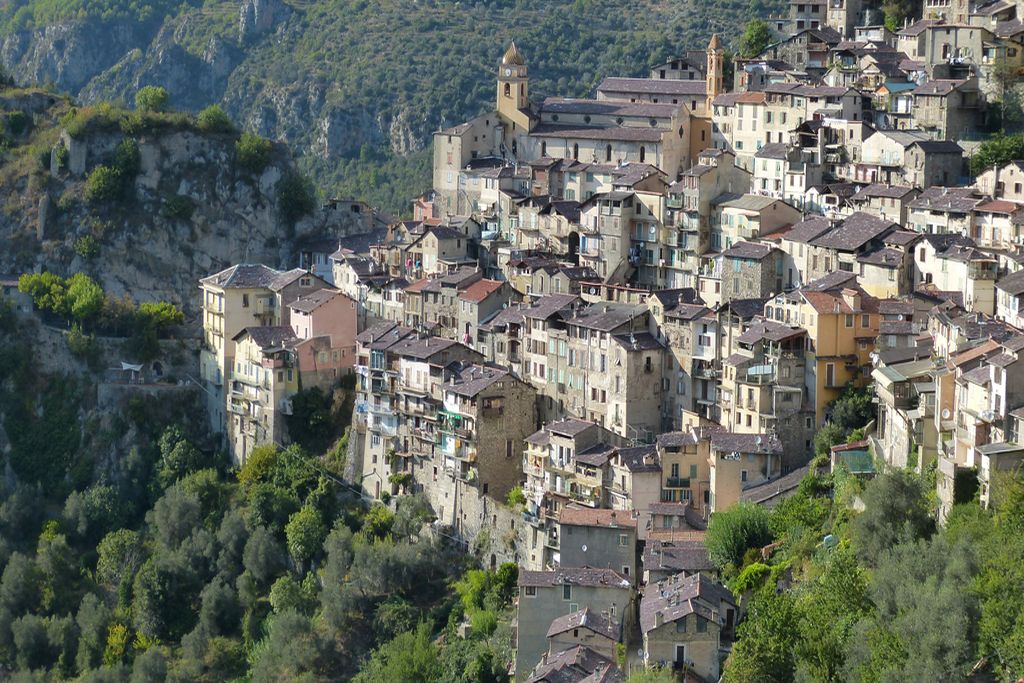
[639,573,736,635]
[597,77,707,97]
[519,568,632,589]
[201,264,283,289]
[711,431,783,455]
[810,212,897,251]
[289,288,348,313]
[234,325,298,349]
[546,607,620,641]
[559,506,637,529]
[722,241,777,261]
[458,279,505,303]
[997,268,1024,295]
[444,364,512,397]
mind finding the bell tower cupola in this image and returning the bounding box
[706,33,724,111]
[497,41,530,130]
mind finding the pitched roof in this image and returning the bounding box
[546,608,620,641]
[810,212,897,251]
[559,506,637,529]
[597,77,707,97]
[710,431,783,454]
[639,573,735,634]
[235,325,298,349]
[519,568,632,589]
[458,279,505,303]
[615,445,660,473]
[997,268,1024,295]
[643,540,714,575]
[288,288,347,313]
[444,364,512,397]
[722,241,776,261]
[201,263,282,289]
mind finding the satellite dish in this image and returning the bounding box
[581,544,588,553]
[637,648,645,658]
[941,408,951,420]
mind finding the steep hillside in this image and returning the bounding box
[0,87,329,316]
[0,0,784,213]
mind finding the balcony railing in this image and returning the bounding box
[665,477,691,488]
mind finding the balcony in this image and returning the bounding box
[665,477,691,488]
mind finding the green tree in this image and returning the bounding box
[137,301,184,332]
[135,86,170,113]
[971,132,1024,175]
[850,470,934,566]
[65,273,104,321]
[249,610,321,683]
[277,170,316,225]
[243,526,286,586]
[830,386,874,433]
[285,505,326,567]
[235,133,273,174]
[739,19,771,58]
[18,272,67,315]
[705,502,772,569]
[723,588,799,682]
[196,105,233,133]
[354,622,440,683]
[795,547,872,680]
[156,426,204,488]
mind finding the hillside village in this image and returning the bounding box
[171,0,1024,680]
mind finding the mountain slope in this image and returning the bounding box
[0,0,781,213]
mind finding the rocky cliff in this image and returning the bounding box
[0,89,365,317]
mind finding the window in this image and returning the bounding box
[697,618,708,633]
[741,470,748,482]
[676,618,688,633]
[563,584,572,600]
[845,314,854,328]
[619,534,629,546]
[524,586,537,597]
[242,294,249,308]
[861,314,870,327]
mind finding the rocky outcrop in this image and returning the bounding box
[238,0,290,43]
[1,20,158,94]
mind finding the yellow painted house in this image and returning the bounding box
[767,282,879,422]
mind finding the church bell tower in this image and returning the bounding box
[497,42,531,133]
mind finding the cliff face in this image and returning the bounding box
[0,91,362,317]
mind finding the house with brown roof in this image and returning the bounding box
[907,186,987,235]
[639,572,737,681]
[515,568,633,682]
[456,278,519,347]
[558,506,638,580]
[544,608,621,665]
[846,183,920,223]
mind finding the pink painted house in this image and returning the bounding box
[288,288,359,389]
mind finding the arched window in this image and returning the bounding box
[639,146,646,163]
[606,144,612,162]
[504,83,511,97]
[573,143,579,159]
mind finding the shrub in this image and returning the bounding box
[160,194,194,221]
[137,301,184,332]
[74,235,99,259]
[113,138,140,177]
[506,486,526,508]
[54,145,69,171]
[706,502,773,570]
[84,165,121,203]
[134,86,169,113]
[66,324,99,364]
[196,105,233,133]
[276,170,315,224]
[235,132,273,174]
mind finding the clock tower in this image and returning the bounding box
[497,42,531,134]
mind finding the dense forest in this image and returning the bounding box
[0,299,521,681]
